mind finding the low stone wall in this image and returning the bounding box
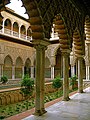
[0,82,56,105]
[0,81,89,106]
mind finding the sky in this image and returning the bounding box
[6,0,29,19]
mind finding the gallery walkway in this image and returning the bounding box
[22,87,90,120]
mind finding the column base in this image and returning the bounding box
[78,90,84,93]
[63,96,70,101]
[34,109,47,116]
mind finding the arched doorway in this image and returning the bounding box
[3,55,12,79]
[15,57,23,79]
[45,57,51,78]
[24,58,31,77]
[55,47,62,77]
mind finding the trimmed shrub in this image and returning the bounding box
[20,75,34,97]
[52,76,62,89]
[1,76,8,84]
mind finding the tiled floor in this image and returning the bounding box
[22,87,90,120]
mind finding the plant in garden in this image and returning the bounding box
[69,75,78,89]
[20,74,34,109]
[1,76,8,84]
[21,74,34,96]
[52,76,62,97]
[52,76,62,89]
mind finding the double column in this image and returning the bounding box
[34,44,47,115]
[62,50,70,101]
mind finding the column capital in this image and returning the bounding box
[61,49,71,56]
[70,64,75,67]
[77,56,84,60]
[75,54,84,58]
[32,39,50,47]
[34,44,47,51]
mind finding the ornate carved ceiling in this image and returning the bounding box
[72,0,90,16]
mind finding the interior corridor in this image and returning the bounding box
[23,87,90,120]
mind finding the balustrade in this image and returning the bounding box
[0,27,32,42]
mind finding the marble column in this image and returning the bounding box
[87,66,90,80]
[11,23,13,35]
[0,65,2,79]
[62,51,70,101]
[22,66,24,78]
[0,65,3,78]
[19,25,21,38]
[78,57,83,93]
[51,66,54,79]
[2,20,5,33]
[86,66,88,80]
[71,65,75,77]
[31,66,34,78]
[61,55,63,78]
[12,65,15,80]
[76,62,78,77]
[34,44,47,116]
[86,65,89,80]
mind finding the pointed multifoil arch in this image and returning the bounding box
[73,28,84,56]
[85,15,90,41]
[4,55,13,66]
[53,14,70,50]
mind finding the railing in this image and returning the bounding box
[0,28,32,42]
[4,28,12,35]
[13,31,19,37]
[0,27,59,41]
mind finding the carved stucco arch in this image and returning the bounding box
[84,15,90,66]
[85,15,90,41]
[4,54,15,65]
[4,55,13,65]
[15,56,24,66]
[54,14,70,50]
[73,28,84,56]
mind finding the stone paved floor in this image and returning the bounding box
[22,87,90,120]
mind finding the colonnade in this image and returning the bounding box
[34,41,84,115]
[0,64,35,79]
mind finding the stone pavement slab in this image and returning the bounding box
[22,87,90,120]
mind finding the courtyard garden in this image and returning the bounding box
[0,75,78,119]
